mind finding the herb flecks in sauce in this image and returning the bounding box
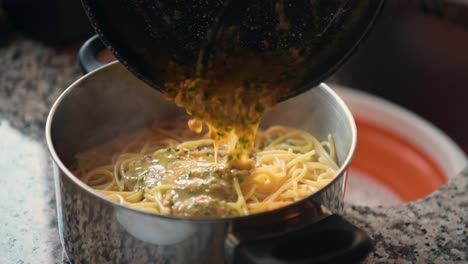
[157,7,310,213]
[122,145,248,217]
[159,1,313,168]
[164,47,301,169]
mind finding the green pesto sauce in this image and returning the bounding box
[122,147,249,216]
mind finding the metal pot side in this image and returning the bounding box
[46,62,356,263]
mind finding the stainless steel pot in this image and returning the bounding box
[46,61,367,264]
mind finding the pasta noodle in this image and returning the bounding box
[74,121,338,217]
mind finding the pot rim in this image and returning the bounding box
[45,61,357,223]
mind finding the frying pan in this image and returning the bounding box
[81,0,385,100]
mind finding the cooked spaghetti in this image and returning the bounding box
[74,121,338,217]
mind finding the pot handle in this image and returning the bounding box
[78,35,106,74]
[229,214,372,264]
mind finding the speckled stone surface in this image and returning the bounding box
[1,36,81,264]
[345,170,467,263]
[0,36,467,263]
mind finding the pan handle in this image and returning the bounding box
[78,35,107,74]
[228,214,372,264]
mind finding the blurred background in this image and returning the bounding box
[0,0,467,153]
[333,0,468,154]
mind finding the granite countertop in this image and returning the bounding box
[0,37,467,264]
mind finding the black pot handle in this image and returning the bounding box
[78,35,106,74]
[230,214,372,264]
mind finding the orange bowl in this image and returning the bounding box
[334,86,467,205]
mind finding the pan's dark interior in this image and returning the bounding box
[82,0,384,100]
